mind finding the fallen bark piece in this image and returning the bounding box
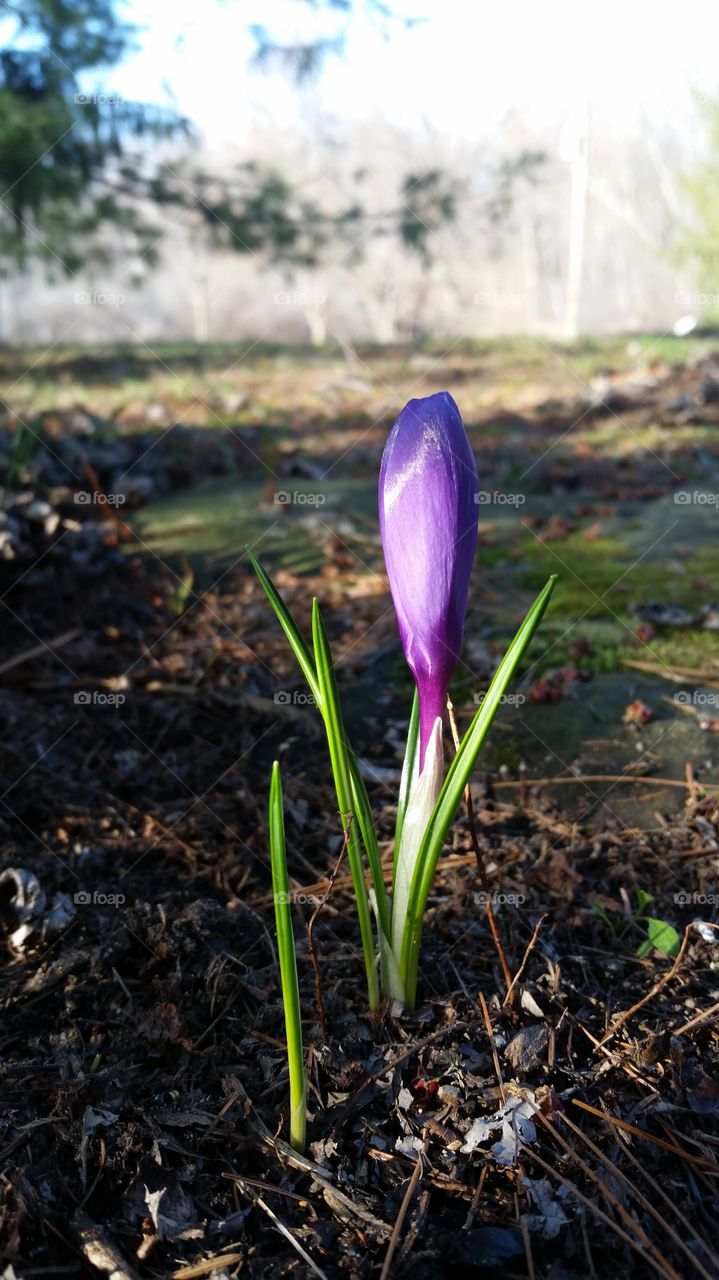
[72,1211,141,1280]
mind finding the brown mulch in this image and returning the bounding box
[1,491,719,1279]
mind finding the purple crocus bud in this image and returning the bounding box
[379,392,478,769]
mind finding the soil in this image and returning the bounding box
[2,340,719,1279]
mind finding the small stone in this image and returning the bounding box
[25,499,53,523]
[0,529,17,558]
[504,1023,549,1072]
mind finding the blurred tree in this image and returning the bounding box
[249,0,421,80]
[186,158,460,268]
[0,0,452,280]
[0,0,187,273]
[0,0,534,326]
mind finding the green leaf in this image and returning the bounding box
[637,917,680,958]
[394,688,419,890]
[592,901,616,938]
[312,599,381,1011]
[269,760,306,1152]
[398,575,557,1007]
[348,755,391,940]
[247,550,390,970]
[635,889,654,913]
[246,547,321,706]
[167,556,194,616]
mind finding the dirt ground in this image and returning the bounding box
[2,337,719,1279]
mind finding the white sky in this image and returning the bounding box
[96,0,719,147]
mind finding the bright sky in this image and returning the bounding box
[100,0,719,148]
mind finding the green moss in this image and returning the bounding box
[641,628,719,672]
[484,733,523,772]
[517,534,633,616]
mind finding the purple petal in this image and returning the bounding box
[379,392,478,768]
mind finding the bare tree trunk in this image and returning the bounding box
[365,289,399,344]
[563,102,590,339]
[189,233,211,344]
[303,302,328,346]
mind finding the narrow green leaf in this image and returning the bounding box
[394,687,419,890]
[592,901,616,938]
[399,575,557,1007]
[348,756,391,940]
[247,550,390,951]
[168,557,194,616]
[312,600,381,1011]
[246,547,321,705]
[269,760,306,1153]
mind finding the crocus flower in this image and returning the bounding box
[378,393,478,1001]
[379,391,478,770]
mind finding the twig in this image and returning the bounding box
[463,1165,488,1231]
[447,696,513,999]
[685,761,702,803]
[524,1146,671,1276]
[379,1154,423,1280]
[502,914,547,1009]
[674,994,719,1036]
[72,1210,141,1280]
[172,1253,245,1280]
[516,1190,535,1280]
[83,460,133,540]
[623,657,719,688]
[570,1014,659,1087]
[307,814,351,1044]
[492,773,718,793]
[597,925,693,1047]
[478,991,506,1103]
[235,1180,329,1279]
[563,1112,714,1280]
[570,1099,715,1170]
[657,1122,719,1190]
[220,1172,308,1202]
[532,1114,683,1280]
[591,1105,718,1277]
[225,1078,392,1240]
[0,629,81,676]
